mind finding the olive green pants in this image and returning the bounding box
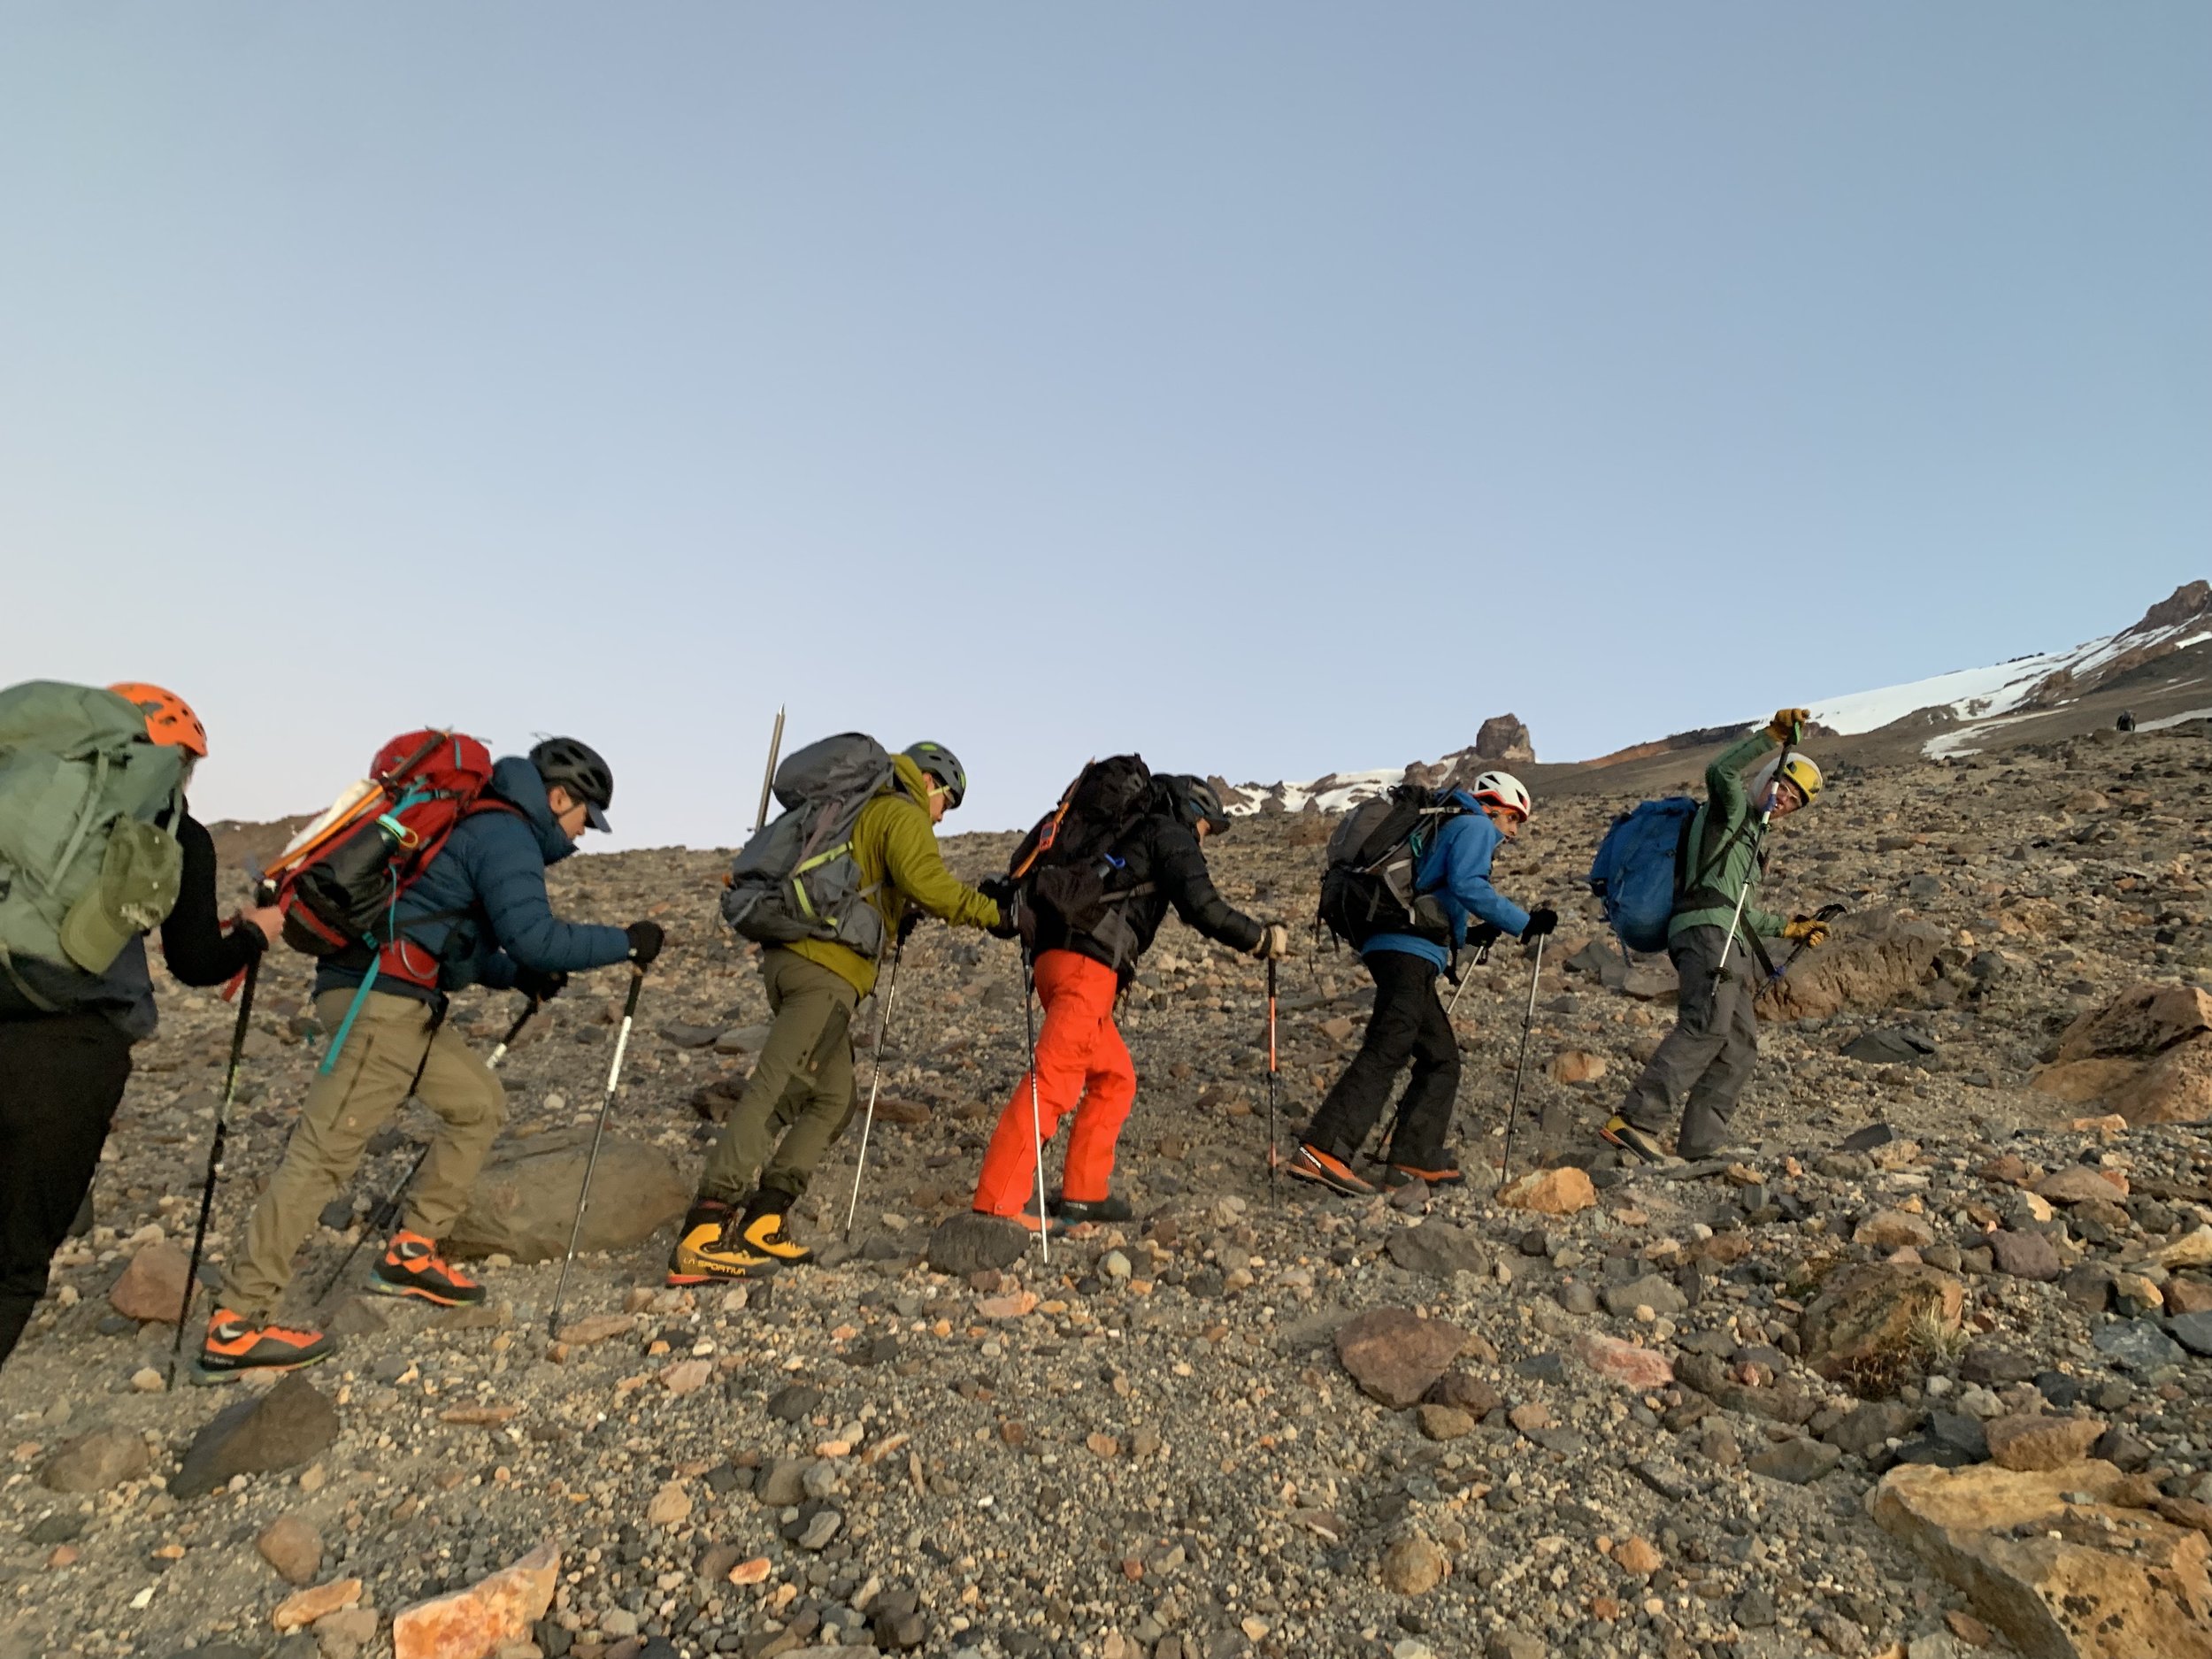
[219,987,505,1321]
[697,949,857,1204]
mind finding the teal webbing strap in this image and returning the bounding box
[318,959,379,1076]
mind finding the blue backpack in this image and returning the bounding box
[1587,798,1701,954]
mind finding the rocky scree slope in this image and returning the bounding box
[4,728,2212,1658]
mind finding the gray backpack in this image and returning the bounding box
[721,733,897,958]
[0,681,188,1008]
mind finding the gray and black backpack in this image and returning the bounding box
[721,733,898,959]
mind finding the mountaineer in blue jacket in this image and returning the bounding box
[202,739,664,1375]
[1289,771,1556,1194]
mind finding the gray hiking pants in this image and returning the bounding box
[1617,926,1761,1156]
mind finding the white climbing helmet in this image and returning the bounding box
[1470,770,1532,821]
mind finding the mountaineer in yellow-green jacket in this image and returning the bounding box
[670,742,1014,1283]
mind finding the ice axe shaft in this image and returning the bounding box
[754,705,786,835]
[843,939,906,1237]
[169,956,260,1385]
[549,966,647,1336]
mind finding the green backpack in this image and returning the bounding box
[0,680,188,1008]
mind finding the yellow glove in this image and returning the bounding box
[1766,708,1811,744]
[1782,918,1828,947]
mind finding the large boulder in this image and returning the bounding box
[1757,910,1945,1022]
[2030,984,2212,1125]
[445,1128,688,1263]
[1801,1263,1964,1386]
[1473,713,1535,764]
[173,1373,340,1498]
[1870,1459,2212,1658]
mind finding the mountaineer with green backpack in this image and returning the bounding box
[670,737,1015,1285]
[1601,709,1828,1164]
[1,682,280,1369]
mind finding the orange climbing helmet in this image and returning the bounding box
[108,682,208,757]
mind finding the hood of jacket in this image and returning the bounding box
[887,751,934,808]
[487,756,579,866]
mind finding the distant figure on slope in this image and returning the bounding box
[1289,771,1553,1195]
[973,767,1288,1232]
[0,683,279,1370]
[1601,709,1827,1164]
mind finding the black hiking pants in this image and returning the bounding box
[1302,949,1461,1170]
[0,1015,134,1368]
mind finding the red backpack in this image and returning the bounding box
[262,730,512,1066]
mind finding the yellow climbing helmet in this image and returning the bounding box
[1776,752,1824,808]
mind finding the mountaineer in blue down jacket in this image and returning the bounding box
[1290,772,1557,1195]
[202,739,665,1377]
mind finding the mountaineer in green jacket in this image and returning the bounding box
[670,742,1012,1283]
[1602,709,1828,1163]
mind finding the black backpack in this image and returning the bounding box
[1007,755,1159,970]
[1316,784,1470,948]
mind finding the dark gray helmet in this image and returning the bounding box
[530,736,614,831]
[902,741,967,810]
[1163,774,1229,834]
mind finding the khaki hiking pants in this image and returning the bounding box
[698,948,857,1205]
[219,987,505,1321]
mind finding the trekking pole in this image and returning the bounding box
[1265,959,1280,1200]
[549,965,647,1336]
[1021,948,1049,1265]
[842,939,906,1238]
[1444,929,1499,1018]
[168,956,259,1386]
[1714,720,1799,981]
[1496,933,1547,1192]
[315,995,541,1305]
[754,705,786,835]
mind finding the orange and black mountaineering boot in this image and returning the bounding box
[369,1230,487,1306]
[668,1199,775,1285]
[1383,1160,1466,1188]
[1285,1143,1375,1197]
[197,1310,335,1379]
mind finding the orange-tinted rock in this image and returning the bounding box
[391,1543,558,1659]
[1496,1167,1595,1215]
[1871,1460,2212,1659]
[273,1578,363,1632]
[1573,1332,1673,1390]
[1334,1309,1467,1409]
[1985,1414,2106,1472]
[108,1243,190,1325]
[1549,1050,1609,1085]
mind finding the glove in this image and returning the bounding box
[1463,920,1505,952]
[1783,917,1829,947]
[512,965,569,1002]
[1766,708,1812,744]
[896,906,922,947]
[1520,907,1559,941]
[1249,922,1292,961]
[625,920,665,965]
[986,893,1023,941]
[977,875,1015,908]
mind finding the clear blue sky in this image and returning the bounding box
[4,5,2206,846]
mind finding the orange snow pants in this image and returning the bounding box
[972,949,1135,1215]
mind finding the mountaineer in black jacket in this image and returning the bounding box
[0,684,280,1369]
[971,775,1287,1229]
